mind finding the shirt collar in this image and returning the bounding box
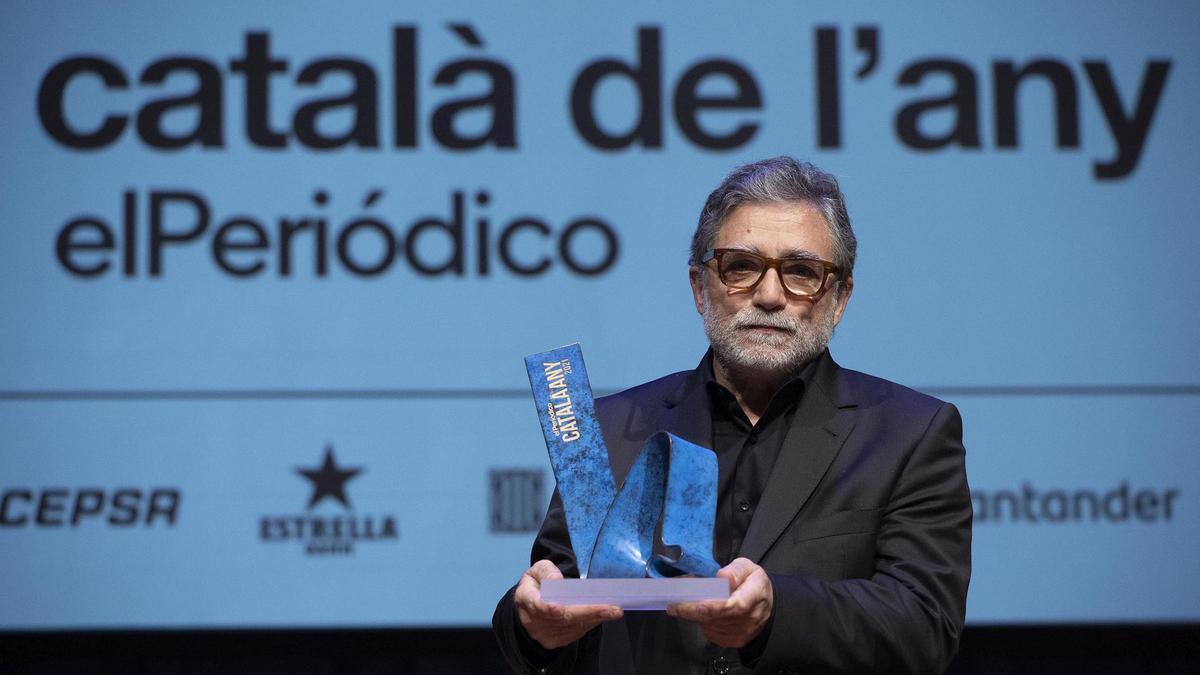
[698,348,823,413]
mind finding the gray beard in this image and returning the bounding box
[701,291,837,376]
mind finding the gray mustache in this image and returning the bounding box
[732,312,797,331]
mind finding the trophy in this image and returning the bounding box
[525,343,729,609]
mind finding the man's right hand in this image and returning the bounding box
[514,560,624,650]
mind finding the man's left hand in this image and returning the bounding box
[666,557,773,648]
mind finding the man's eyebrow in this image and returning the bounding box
[778,249,822,260]
[723,246,822,259]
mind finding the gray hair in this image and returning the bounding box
[689,156,857,281]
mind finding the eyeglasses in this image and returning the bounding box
[699,249,841,297]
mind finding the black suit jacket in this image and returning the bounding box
[494,351,972,674]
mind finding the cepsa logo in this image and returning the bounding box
[259,445,399,556]
[0,487,180,528]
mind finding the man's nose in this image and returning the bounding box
[752,266,788,310]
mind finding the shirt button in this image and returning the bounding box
[711,656,731,674]
[746,434,758,444]
[738,500,751,512]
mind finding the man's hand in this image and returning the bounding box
[514,560,624,650]
[666,558,773,648]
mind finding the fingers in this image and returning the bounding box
[514,560,563,608]
[520,602,623,650]
[524,599,620,627]
[726,571,769,609]
[723,559,772,607]
[528,559,565,581]
[666,599,724,623]
[717,557,756,588]
[667,599,755,624]
[560,604,623,624]
[669,565,769,620]
[514,562,623,650]
[668,601,760,647]
[668,599,766,648]
[667,560,774,648]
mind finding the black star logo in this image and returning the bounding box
[296,445,362,509]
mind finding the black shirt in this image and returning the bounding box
[701,352,817,565]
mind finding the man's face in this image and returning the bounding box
[689,201,853,375]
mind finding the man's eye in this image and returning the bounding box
[725,258,761,274]
[783,263,820,279]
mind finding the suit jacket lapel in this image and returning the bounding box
[653,360,713,450]
[738,352,858,563]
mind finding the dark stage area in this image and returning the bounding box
[2,625,1196,674]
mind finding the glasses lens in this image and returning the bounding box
[780,259,826,295]
[718,251,766,287]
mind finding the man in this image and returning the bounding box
[494,157,971,674]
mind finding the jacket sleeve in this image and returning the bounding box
[755,402,972,674]
[492,488,600,674]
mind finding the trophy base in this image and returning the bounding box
[541,577,729,611]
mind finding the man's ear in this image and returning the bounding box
[689,266,705,315]
[832,276,853,326]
